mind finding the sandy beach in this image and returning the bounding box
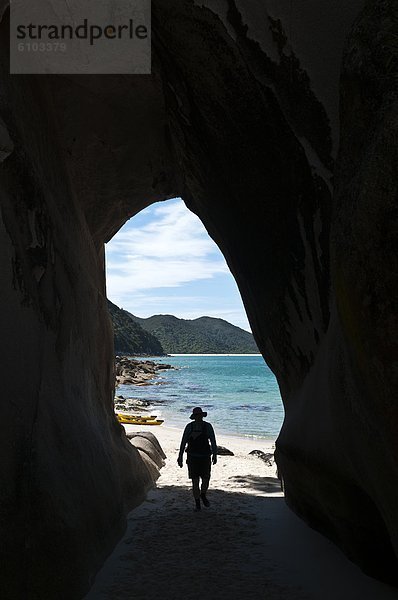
[86,425,398,600]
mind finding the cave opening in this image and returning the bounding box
[1,1,397,596]
[105,196,284,440]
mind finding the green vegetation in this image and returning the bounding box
[107,300,164,355]
[128,313,259,354]
[108,298,259,354]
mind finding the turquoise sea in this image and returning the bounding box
[117,355,284,440]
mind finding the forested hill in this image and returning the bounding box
[107,300,165,355]
[128,313,259,354]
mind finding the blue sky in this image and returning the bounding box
[105,198,251,331]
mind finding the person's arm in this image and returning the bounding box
[177,424,191,466]
[207,423,217,463]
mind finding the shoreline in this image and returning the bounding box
[168,353,262,357]
[117,353,263,358]
[115,353,283,442]
[122,423,277,457]
[118,407,279,442]
[152,422,277,444]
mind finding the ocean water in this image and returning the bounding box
[117,355,284,440]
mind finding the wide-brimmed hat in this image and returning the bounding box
[190,406,207,419]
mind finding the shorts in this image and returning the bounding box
[187,456,211,479]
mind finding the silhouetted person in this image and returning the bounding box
[178,407,217,511]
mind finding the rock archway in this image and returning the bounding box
[0,1,397,598]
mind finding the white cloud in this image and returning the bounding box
[105,199,252,331]
[106,200,229,294]
[108,201,216,260]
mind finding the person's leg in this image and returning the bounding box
[201,477,209,495]
[192,477,201,511]
[192,477,200,500]
[188,458,201,510]
[200,467,211,506]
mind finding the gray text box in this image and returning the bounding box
[10,0,151,74]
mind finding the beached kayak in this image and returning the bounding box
[116,413,157,421]
[116,413,164,426]
[120,415,157,421]
[118,418,164,425]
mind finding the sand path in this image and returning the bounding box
[86,426,398,600]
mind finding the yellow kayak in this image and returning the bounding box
[117,414,157,421]
[116,413,153,419]
[116,413,164,426]
[118,418,164,426]
[137,415,158,420]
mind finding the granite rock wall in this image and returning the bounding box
[0,0,397,597]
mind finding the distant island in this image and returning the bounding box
[107,300,259,355]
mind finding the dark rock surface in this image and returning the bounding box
[129,436,166,470]
[217,446,235,456]
[249,451,274,467]
[0,1,397,598]
[128,432,167,460]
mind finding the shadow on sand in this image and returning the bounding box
[229,475,282,494]
[86,485,398,600]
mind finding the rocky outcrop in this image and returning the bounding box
[130,436,166,470]
[275,1,398,585]
[249,451,274,467]
[217,446,234,457]
[115,356,174,386]
[128,431,167,461]
[129,433,166,480]
[0,0,397,598]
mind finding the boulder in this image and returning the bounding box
[137,450,160,483]
[217,446,234,456]
[128,431,167,460]
[130,436,165,469]
[249,451,274,467]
